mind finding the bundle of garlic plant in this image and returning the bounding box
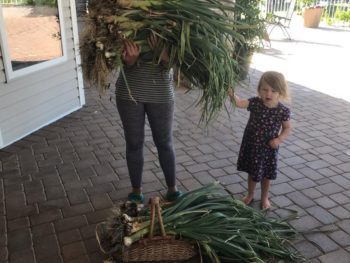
[80,0,250,123]
[99,182,305,263]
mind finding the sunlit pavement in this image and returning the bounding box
[253,15,350,102]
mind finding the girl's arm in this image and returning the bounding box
[228,89,249,108]
[269,120,292,149]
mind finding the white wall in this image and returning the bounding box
[0,0,84,149]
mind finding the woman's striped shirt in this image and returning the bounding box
[115,62,174,103]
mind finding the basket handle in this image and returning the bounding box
[148,196,166,238]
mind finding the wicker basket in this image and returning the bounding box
[121,197,198,262]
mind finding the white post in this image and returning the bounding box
[69,0,86,106]
[0,128,3,149]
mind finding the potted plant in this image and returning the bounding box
[233,0,267,80]
[300,0,324,28]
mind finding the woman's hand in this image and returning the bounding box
[148,33,169,63]
[122,39,140,66]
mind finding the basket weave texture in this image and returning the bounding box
[122,197,198,262]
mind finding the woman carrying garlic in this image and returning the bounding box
[115,34,182,203]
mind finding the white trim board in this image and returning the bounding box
[0,128,3,149]
[69,0,85,106]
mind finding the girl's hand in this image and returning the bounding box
[269,120,291,149]
[268,138,281,149]
[148,33,169,62]
[122,39,140,66]
[229,91,249,108]
[227,88,234,99]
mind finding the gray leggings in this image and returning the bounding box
[116,99,176,189]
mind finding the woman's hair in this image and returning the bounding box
[257,71,289,100]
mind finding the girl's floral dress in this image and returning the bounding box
[237,97,290,182]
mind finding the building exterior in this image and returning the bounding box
[0,0,84,149]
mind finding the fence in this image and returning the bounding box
[0,0,57,4]
[264,0,350,25]
[0,0,26,3]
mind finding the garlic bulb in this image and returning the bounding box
[116,0,133,8]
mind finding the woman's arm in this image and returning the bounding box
[269,120,292,149]
[228,89,249,108]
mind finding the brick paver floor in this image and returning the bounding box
[1,77,350,262]
[1,17,350,263]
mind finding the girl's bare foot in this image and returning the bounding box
[242,195,254,205]
[261,199,271,210]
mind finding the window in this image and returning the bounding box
[0,0,67,81]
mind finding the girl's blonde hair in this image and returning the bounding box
[257,71,289,100]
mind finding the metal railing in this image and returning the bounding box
[0,0,58,4]
[264,0,350,25]
[322,0,350,25]
[265,0,294,13]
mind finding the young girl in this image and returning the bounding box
[229,71,291,209]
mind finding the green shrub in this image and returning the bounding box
[26,0,57,7]
[335,9,350,22]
